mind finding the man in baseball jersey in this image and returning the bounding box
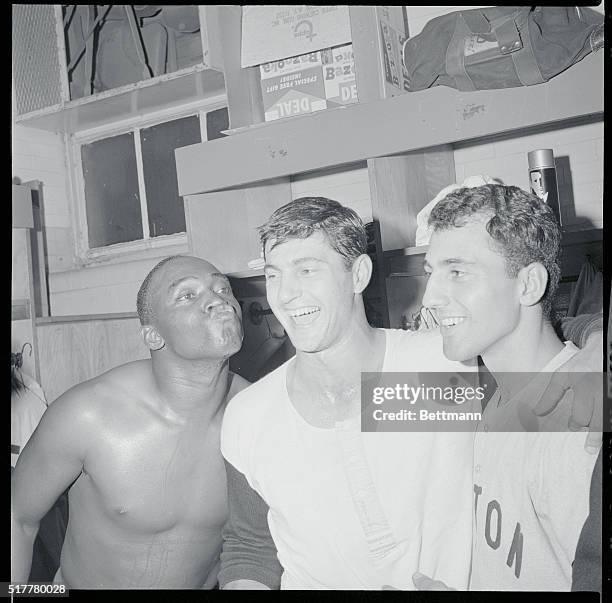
[416,184,600,590]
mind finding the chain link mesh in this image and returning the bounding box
[12,4,64,116]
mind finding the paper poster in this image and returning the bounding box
[242,5,352,67]
[260,52,327,121]
[260,44,357,122]
[321,45,358,107]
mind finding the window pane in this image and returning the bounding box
[206,107,229,140]
[81,132,143,247]
[140,115,201,238]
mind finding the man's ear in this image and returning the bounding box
[352,254,373,294]
[141,325,165,351]
[518,262,549,307]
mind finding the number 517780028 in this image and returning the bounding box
[5,583,68,597]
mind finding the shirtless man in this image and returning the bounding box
[11,255,247,589]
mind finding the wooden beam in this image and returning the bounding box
[368,146,455,250]
[349,6,409,103]
[349,6,386,104]
[12,185,33,229]
[213,5,264,130]
[184,178,291,274]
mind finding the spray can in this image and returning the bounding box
[528,149,562,225]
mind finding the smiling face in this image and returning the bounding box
[264,232,358,354]
[422,217,522,363]
[149,257,243,360]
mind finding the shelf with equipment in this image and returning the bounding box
[175,6,603,330]
[176,50,603,195]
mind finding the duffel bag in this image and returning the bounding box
[402,6,604,92]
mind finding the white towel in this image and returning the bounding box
[415,175,497,246]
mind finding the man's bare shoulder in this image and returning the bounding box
[14,363,142,464]
[50,359,154,422]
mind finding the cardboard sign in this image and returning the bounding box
[321,45,358,107]
[260,44,357,122]
[260,52,327,121]
[381,21,410,92]
[241,5,352,67]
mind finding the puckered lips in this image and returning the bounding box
[209,305,238,321]
[286,305,321,326]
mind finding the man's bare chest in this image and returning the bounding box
[75,428,228,533]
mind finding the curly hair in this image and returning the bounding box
[428,184,561,317]
[258,197,367,269]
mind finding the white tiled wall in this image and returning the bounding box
[11,122,166,316]
[290,164,373,222]
[11,124,73,274]
[49,256,166,316]
[288,118,603,232]
[454,122,603,229]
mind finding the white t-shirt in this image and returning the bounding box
[11,372,48,467]
[222,328,477,590]
[470,342,598,590]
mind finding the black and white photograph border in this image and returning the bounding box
[10,4,608,600]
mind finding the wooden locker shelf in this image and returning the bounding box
[176,51,603,196]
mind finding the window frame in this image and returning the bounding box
[67,93,227,265]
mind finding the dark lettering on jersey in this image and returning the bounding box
[506,522,523,578]
[474,483,525,580]
[485,500,501,549]
[474,484,482,518]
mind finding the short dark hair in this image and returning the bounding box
[258,197,367,269]
[137,255,185,325]
[428,184,561,317]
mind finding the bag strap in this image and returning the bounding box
[463,7,527,57]
[493,8,545,86]
[494,18,522,54]
[460,10,490,33]
[445,13,478,92]
[448,8,527,91]
[464,7,545,87]
[488,8,526,54]
[511,33,545,85]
